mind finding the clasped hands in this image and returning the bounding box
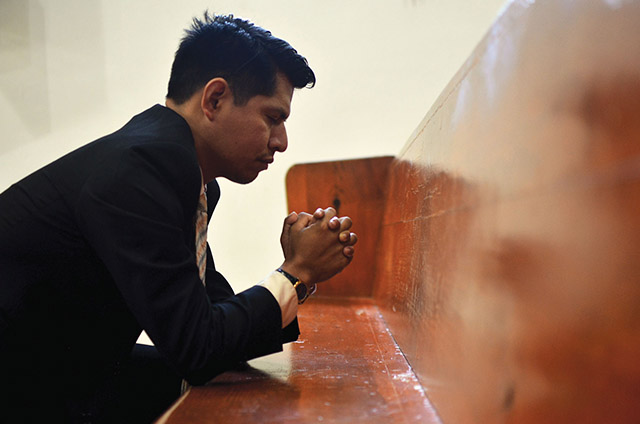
[279,207,358,285]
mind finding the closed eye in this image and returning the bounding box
[265,107,289,125]
[267,115,284,126]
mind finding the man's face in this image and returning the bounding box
[202,73,294,184]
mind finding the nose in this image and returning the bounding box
[269,123,288,153]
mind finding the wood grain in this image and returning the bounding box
[286,157,393,298]
[373,0,640,422]
[156,298,440,423]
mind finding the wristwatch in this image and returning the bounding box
[276,268,317,304]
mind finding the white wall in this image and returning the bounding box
[0,0,506,292]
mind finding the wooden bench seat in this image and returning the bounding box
[157,298,440,423]
[155,155,433,423]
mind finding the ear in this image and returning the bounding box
[200,78,232,121]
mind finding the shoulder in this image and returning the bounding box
[78,107,203,214]
[103,105,201,194]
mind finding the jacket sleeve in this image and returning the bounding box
[75,141,295,384]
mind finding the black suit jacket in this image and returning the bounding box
[0,105,298,418]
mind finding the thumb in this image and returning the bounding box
[280,212,298,256]
[291,212,313,231]
[281,211,298,239]
[284,211,298,227]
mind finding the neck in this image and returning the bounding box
[165,97,215,183]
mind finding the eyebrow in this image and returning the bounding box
[269,106,289,122]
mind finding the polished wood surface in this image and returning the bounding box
[373,0,640,422]
[286,157,393,297]
[156,298,440,423]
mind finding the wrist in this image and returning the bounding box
[279,262,314,285]
[276,267,317,304]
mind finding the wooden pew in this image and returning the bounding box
[157,0,640,422]
[368,0,640,421]
[157,157,439,423]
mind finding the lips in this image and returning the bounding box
[258,157,273,170]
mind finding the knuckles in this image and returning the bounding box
[282,208,356,280]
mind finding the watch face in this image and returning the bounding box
[295,282,308,300]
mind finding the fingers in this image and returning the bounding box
[343,245,355,258]
[339,231,357,245]
[340,231,357,259]
[280,207,357,284]
[338,216,352,232]
[280,212,299,241]
[307,207,343,228]
[284,211,298,226]
[312,209,356,257]
[313,206,337,222]
[313,207,336,224]
[280,212,299,257]
[291,212,314,230]
[296,207,357,259]
[328,215,351,232]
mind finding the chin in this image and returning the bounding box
[229,173,260,185]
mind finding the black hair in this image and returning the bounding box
[167,12,316,105]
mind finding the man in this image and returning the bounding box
[0,13,357,423]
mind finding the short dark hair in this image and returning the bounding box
[167,13,316,105]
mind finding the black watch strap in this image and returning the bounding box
[276,268,316,304]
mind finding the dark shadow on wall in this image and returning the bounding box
[0,0,50,151]
[0,0,107,156]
